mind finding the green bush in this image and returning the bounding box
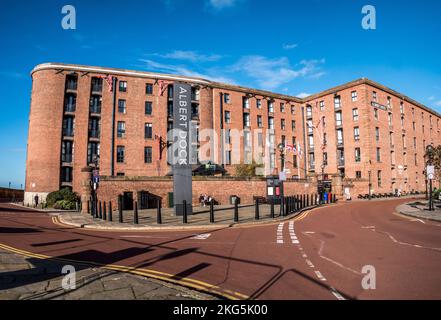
[46,188,79,209]
[433,188,441,200]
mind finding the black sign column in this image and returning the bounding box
[171,83,193,216]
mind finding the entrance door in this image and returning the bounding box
[123,192,133,210]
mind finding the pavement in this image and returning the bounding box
[1,199,440,300]
[56,202,313,230]
[0,247,215,300]
[397,200,441,222]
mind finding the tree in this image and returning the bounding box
[234,162,264,177]
[424,145,441,180]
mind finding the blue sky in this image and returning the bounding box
[0,0,440,188]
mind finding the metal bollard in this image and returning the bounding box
[183,200,188,224]
[118,195,123,223]
[303,194,306,208]
[210,200,215,223]
[87,200,90,214]
[333,194,337,203]
[99,201,103,219]
[134,201,139,224]
[234,199,239,222]
[103,201,107,220]
[284,197,289,216]
[108,202,113,222]
[255,198,260,220]
[270,199,275,218]
[157,198,162,225]
[307,194,310,207]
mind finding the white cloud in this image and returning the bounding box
[208,0,237,9]
[230,56,325,90]
[296,92,311,99]
[435,100,441,107]
[428,95,435,101]
[150,50,222,62]
[138,59,235,84]
[283,43,298,50]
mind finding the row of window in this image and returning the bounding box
[237,96,296,114]
[116,146,152,164]
[240,113,296,130]
[117,122,153,139]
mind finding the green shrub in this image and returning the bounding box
[46,188,79,209]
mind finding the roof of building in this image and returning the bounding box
[32,62,440,117]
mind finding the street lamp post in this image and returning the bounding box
[426,145,434,211]
[91,154,100,218]
[277,143,285,216]
[320,164,326,204]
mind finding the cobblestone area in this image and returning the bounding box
[0,249,216,300]
[397,200,441,222]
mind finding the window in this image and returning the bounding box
[146,83,153,95]
[355,148,361,162]
[144,147,152,163]
[390,132,394,147]
[91,77,103,93]
[337,129,344,145]
[356,171,362,179]
[224,93,231,104]
[292,120,296,130]
[374,108,378,120]
[351,108,359,121]
[117,121,126,138]
[191,87,200,101]
[351,91,357,102]
[257,99,262,109]
[87,142,100,164]
[293,155,298,167]
[258,132,263,147]
[415,154,418,166]
[323,152,328,166]
[90,95,102,114]
[373,91,377,101]
[291,105,295,114]
[413,137,417,148]
[257,115,263,128]
[61,141,73,163]
[400,102,404,114]
[334,96,341,109]
[401,117,405,128]
[117,172,125,177]
[243,97,250,109]
[119,81,127,92]
[61,167,73,183]
[270,153,276,169]
[308,135,314,149]
[145,123,153,139]
[309,153,315,168]
[306,105,312,118]
[387,96,391,108]
[268,101,274,113]
[388,113,393,126]
[354,127,360,141]
[319,101,325,111]
[117,146,125,163]
[89,117,100,138]
[64,93,76,112]
[226,151,232,165]
[118,99,126,114]
[63,116,75,137]
[335,111,342,126]
[307,120,313,134]
[225,111,231,124]
[145,101,153,115]
[376,148,381,162]
[377,170,382,187]
[66,75,78,91]
[281,119,286,130]
[391,151,395,165]
[413,122,416,130]
[375,127,380,141]
[225,129,231,144]
[280,103,285,113]
[243,113,250,127]
[268,117,274,129]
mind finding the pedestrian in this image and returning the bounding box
[34,194,39,208]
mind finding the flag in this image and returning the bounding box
[297,142,303,159]
[100,75,114,92]
[285,143,295,152]
[158,80,171,96]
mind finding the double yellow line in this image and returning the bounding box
[0,241,248,300]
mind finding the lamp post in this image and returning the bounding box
[277,143,285,216]
[426,145,434,211]
[91,154,100,218]
[320,164,326,204]
[368,170,372,201]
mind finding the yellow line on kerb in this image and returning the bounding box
[0,242,247,300]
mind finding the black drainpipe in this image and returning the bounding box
[110,77,117,177]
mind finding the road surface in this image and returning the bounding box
[0,199,440,300]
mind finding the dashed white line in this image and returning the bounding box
[276,222,285,244]
[314,270,327,281]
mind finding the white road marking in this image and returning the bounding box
[191,233,211,240]
[277,223,285,244]
[330,287,346,300]
[411,218,426,224]
[314,271,327,281]
[305,259,315,268]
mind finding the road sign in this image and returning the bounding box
[279,171,287,182]
[427,165,435,180]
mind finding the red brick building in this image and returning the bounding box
[24,63,441,205]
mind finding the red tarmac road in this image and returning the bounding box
[0,199,440,300]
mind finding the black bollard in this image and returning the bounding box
[234,198,239,222]
[108,202,113,222]
[99,201,103,219]
[134,201,139,224]
[118,195,123,223]
[255,198,260,220]
[183,200,188,224]
[333,194,337,203]
[157,198,162,225]
[87,200,90,214]
[270,199,275,218]
[210,200,215,223]
[303,194,306,208]
[284,197,289,216]
[103,201,107,220]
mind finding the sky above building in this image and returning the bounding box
[0,0,440,188]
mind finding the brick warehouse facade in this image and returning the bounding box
[24,63,441,206]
